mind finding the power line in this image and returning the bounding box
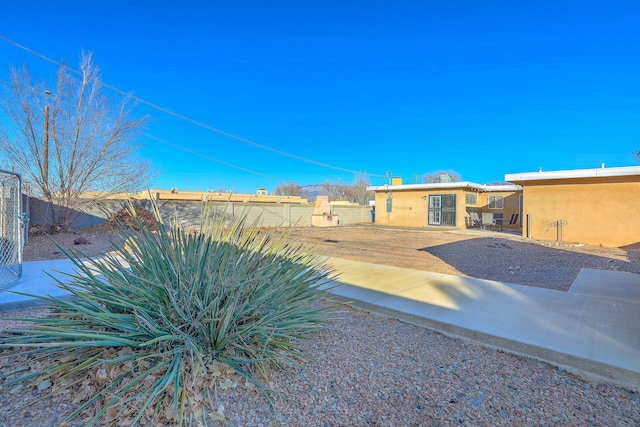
[145,134,280,179]
[0,34,385,179]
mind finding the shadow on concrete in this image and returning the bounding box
[620,242,640,252]
[324,259,640,391]
[325,272,640,392]
[418,237,640,291]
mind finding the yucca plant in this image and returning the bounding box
[0,202,332,425]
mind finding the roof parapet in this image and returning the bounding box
[367,181,522,192]
[505,165,640,182]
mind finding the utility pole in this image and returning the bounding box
[43,89,51,194]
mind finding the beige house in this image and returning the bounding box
[368,182,522,229]
[505,166,640,247]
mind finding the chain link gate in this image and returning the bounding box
[0,169,26,288]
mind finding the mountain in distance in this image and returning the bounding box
[300,184,326,199]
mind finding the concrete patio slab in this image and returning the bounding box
[570,268,640,303]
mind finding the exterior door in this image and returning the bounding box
[428,195,441,225]
[428,194,456,226]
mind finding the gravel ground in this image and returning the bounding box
[0,306,640,427]
[1,225,639,426]
[2,305,639,427]
[287,226,640,291]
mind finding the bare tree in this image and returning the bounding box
[319,174,373,204]
[274,181,309,198]
[274,175,371,204]
[422,170,462,183]
[343,173,373,205]
[0,52,150,229]
[321,179,348,202]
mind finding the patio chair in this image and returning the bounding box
[493,213,504,231]
[468,211,482,228]
[507,213,519,226]
[481,212,495,230]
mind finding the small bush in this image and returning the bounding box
[108,205,157,230]
[1,202,332,425]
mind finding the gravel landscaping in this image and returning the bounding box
[1,224,639,426]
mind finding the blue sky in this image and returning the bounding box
[1,1,639,193]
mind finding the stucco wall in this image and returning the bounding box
[521,179,640,247]
[374,188,522,229]
[373,189,441,227]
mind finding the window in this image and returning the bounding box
[465,193,478,205]
[488,195,504,209]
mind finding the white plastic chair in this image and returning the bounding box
[481,212,495,230]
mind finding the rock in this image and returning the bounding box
[472,399,484,407]
[37,380,51,391]
[73,236,91,245]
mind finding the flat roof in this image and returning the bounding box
[367,181,522,192]
[505,166,640,182]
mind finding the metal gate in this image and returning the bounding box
[0,169,25,287]
[428,194,456,226]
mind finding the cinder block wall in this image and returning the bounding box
[332,205,374,224]
[28,198,373,229]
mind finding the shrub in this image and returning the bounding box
[0,203,332,425]
[108,205,157,230]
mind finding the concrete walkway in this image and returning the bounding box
[320,258,640,392]
[0,259,80,310]
[2,257,639,392]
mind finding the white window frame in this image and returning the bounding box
[488,195,504,210]
[465,193,478,205]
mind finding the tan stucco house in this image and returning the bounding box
[367,181,522,229]
[505,165,640,247]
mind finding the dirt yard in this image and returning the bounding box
[7,223,640,427]
[23,223,640,291]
